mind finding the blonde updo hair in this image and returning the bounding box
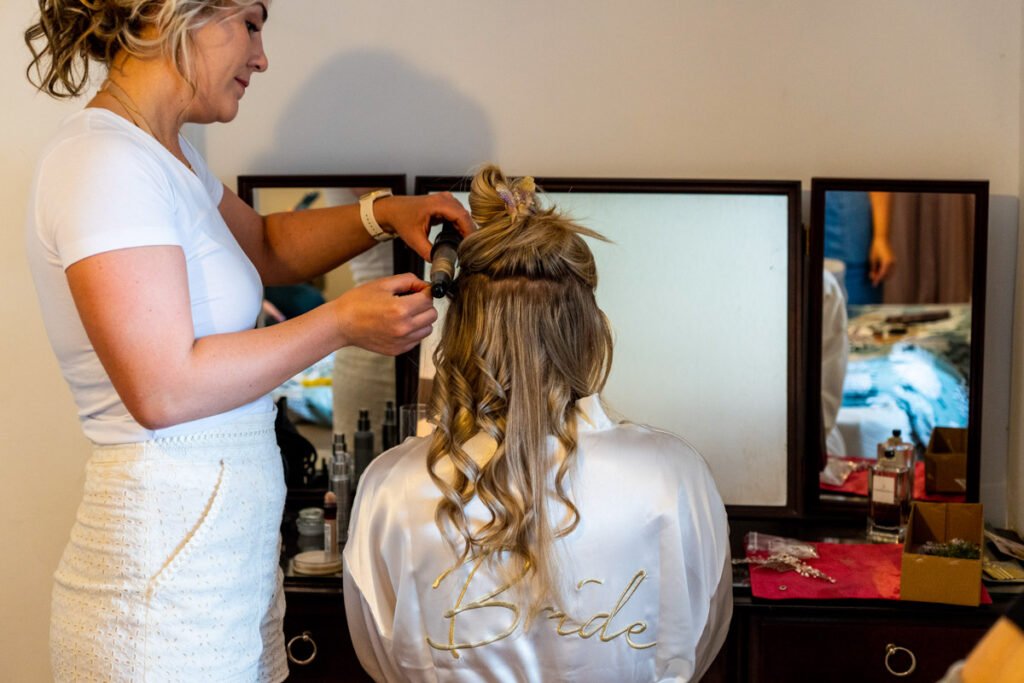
[24,0,266,98]
[427,164,614,615]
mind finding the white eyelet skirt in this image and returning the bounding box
[50,411,289,682]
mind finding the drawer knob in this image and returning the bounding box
[884,643,917,677]
[287,630,318,666]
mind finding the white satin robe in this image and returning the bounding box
[343,395,732,682]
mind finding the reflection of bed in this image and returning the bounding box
[836,303,970,458]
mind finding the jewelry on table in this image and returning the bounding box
[733,552,837,584]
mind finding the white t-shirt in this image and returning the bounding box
[344,394,732,683]
[25,109,271,445]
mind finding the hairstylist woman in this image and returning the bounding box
[23,2,472,680]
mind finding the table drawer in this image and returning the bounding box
[283,588,372,682]
[748,614,988,682]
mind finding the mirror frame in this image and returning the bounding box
[398,175,806,519]
[806,177,989,516]
[236,173,408,407]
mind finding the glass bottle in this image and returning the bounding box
[331,433,352,544]
[381,400,399,452]
[867,447,912,542]
[354,409,374,482]
[877,428,915,494]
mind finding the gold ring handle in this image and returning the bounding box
[884,643,917,677]
[286,630,318,666]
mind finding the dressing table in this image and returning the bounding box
[240,174,1015,681]
[276,523,1020,682]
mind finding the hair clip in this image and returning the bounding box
[496,181,536,220]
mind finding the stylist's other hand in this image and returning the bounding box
[333,273,437,356]
[375,192,475,260]
[869,238,895,287]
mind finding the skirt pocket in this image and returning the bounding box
[141,457,267,680]
[144,458,228,597]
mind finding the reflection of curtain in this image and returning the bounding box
[884,193,974,304]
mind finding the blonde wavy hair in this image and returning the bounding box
[427,164,614,614]
[25,0,267,98]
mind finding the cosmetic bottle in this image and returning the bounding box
[867,447,912,543]
[296,507,324,552]
[331,433,352,544]
[381,401,399,452]
[323,491,339,562]
[354,409,374,481]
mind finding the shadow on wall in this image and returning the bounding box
[254,48,495,177]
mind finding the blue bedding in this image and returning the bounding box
[842,303,971,450]
[843,344,968,450]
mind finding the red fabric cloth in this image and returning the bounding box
[747,542,991,604]
[820,458,965,502]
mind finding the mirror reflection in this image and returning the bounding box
[239,176,404,463]
[815,184,987,506]
[405,179,801,513]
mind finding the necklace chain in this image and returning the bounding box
[99,79,193,172]
[101,79,156,137]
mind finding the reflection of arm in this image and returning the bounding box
[868,192,894,285]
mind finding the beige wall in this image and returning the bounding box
[3,1,1021,679]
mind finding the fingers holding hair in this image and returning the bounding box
[376,193,475,261]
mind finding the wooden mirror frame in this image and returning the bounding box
[806,177,989,517]
[398,175,806,518]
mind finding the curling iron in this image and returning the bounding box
[429,221,462,298]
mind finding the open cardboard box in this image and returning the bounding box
[924,427,967,494]
[901,501,983,606]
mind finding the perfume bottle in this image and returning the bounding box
[331,433,352,544]
[354,409,374,482]
[867,447,912,542]
[381,400,399,452]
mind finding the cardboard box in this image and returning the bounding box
[900,502,983,606]
[924,427,968,495]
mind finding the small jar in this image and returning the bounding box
[296,507,324,537]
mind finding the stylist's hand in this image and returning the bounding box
[375,192,475,260]
[333,273,437,355]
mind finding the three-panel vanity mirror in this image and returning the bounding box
[239,173,989,523]
[807,178,989,513]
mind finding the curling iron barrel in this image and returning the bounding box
[429,221,462,298]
